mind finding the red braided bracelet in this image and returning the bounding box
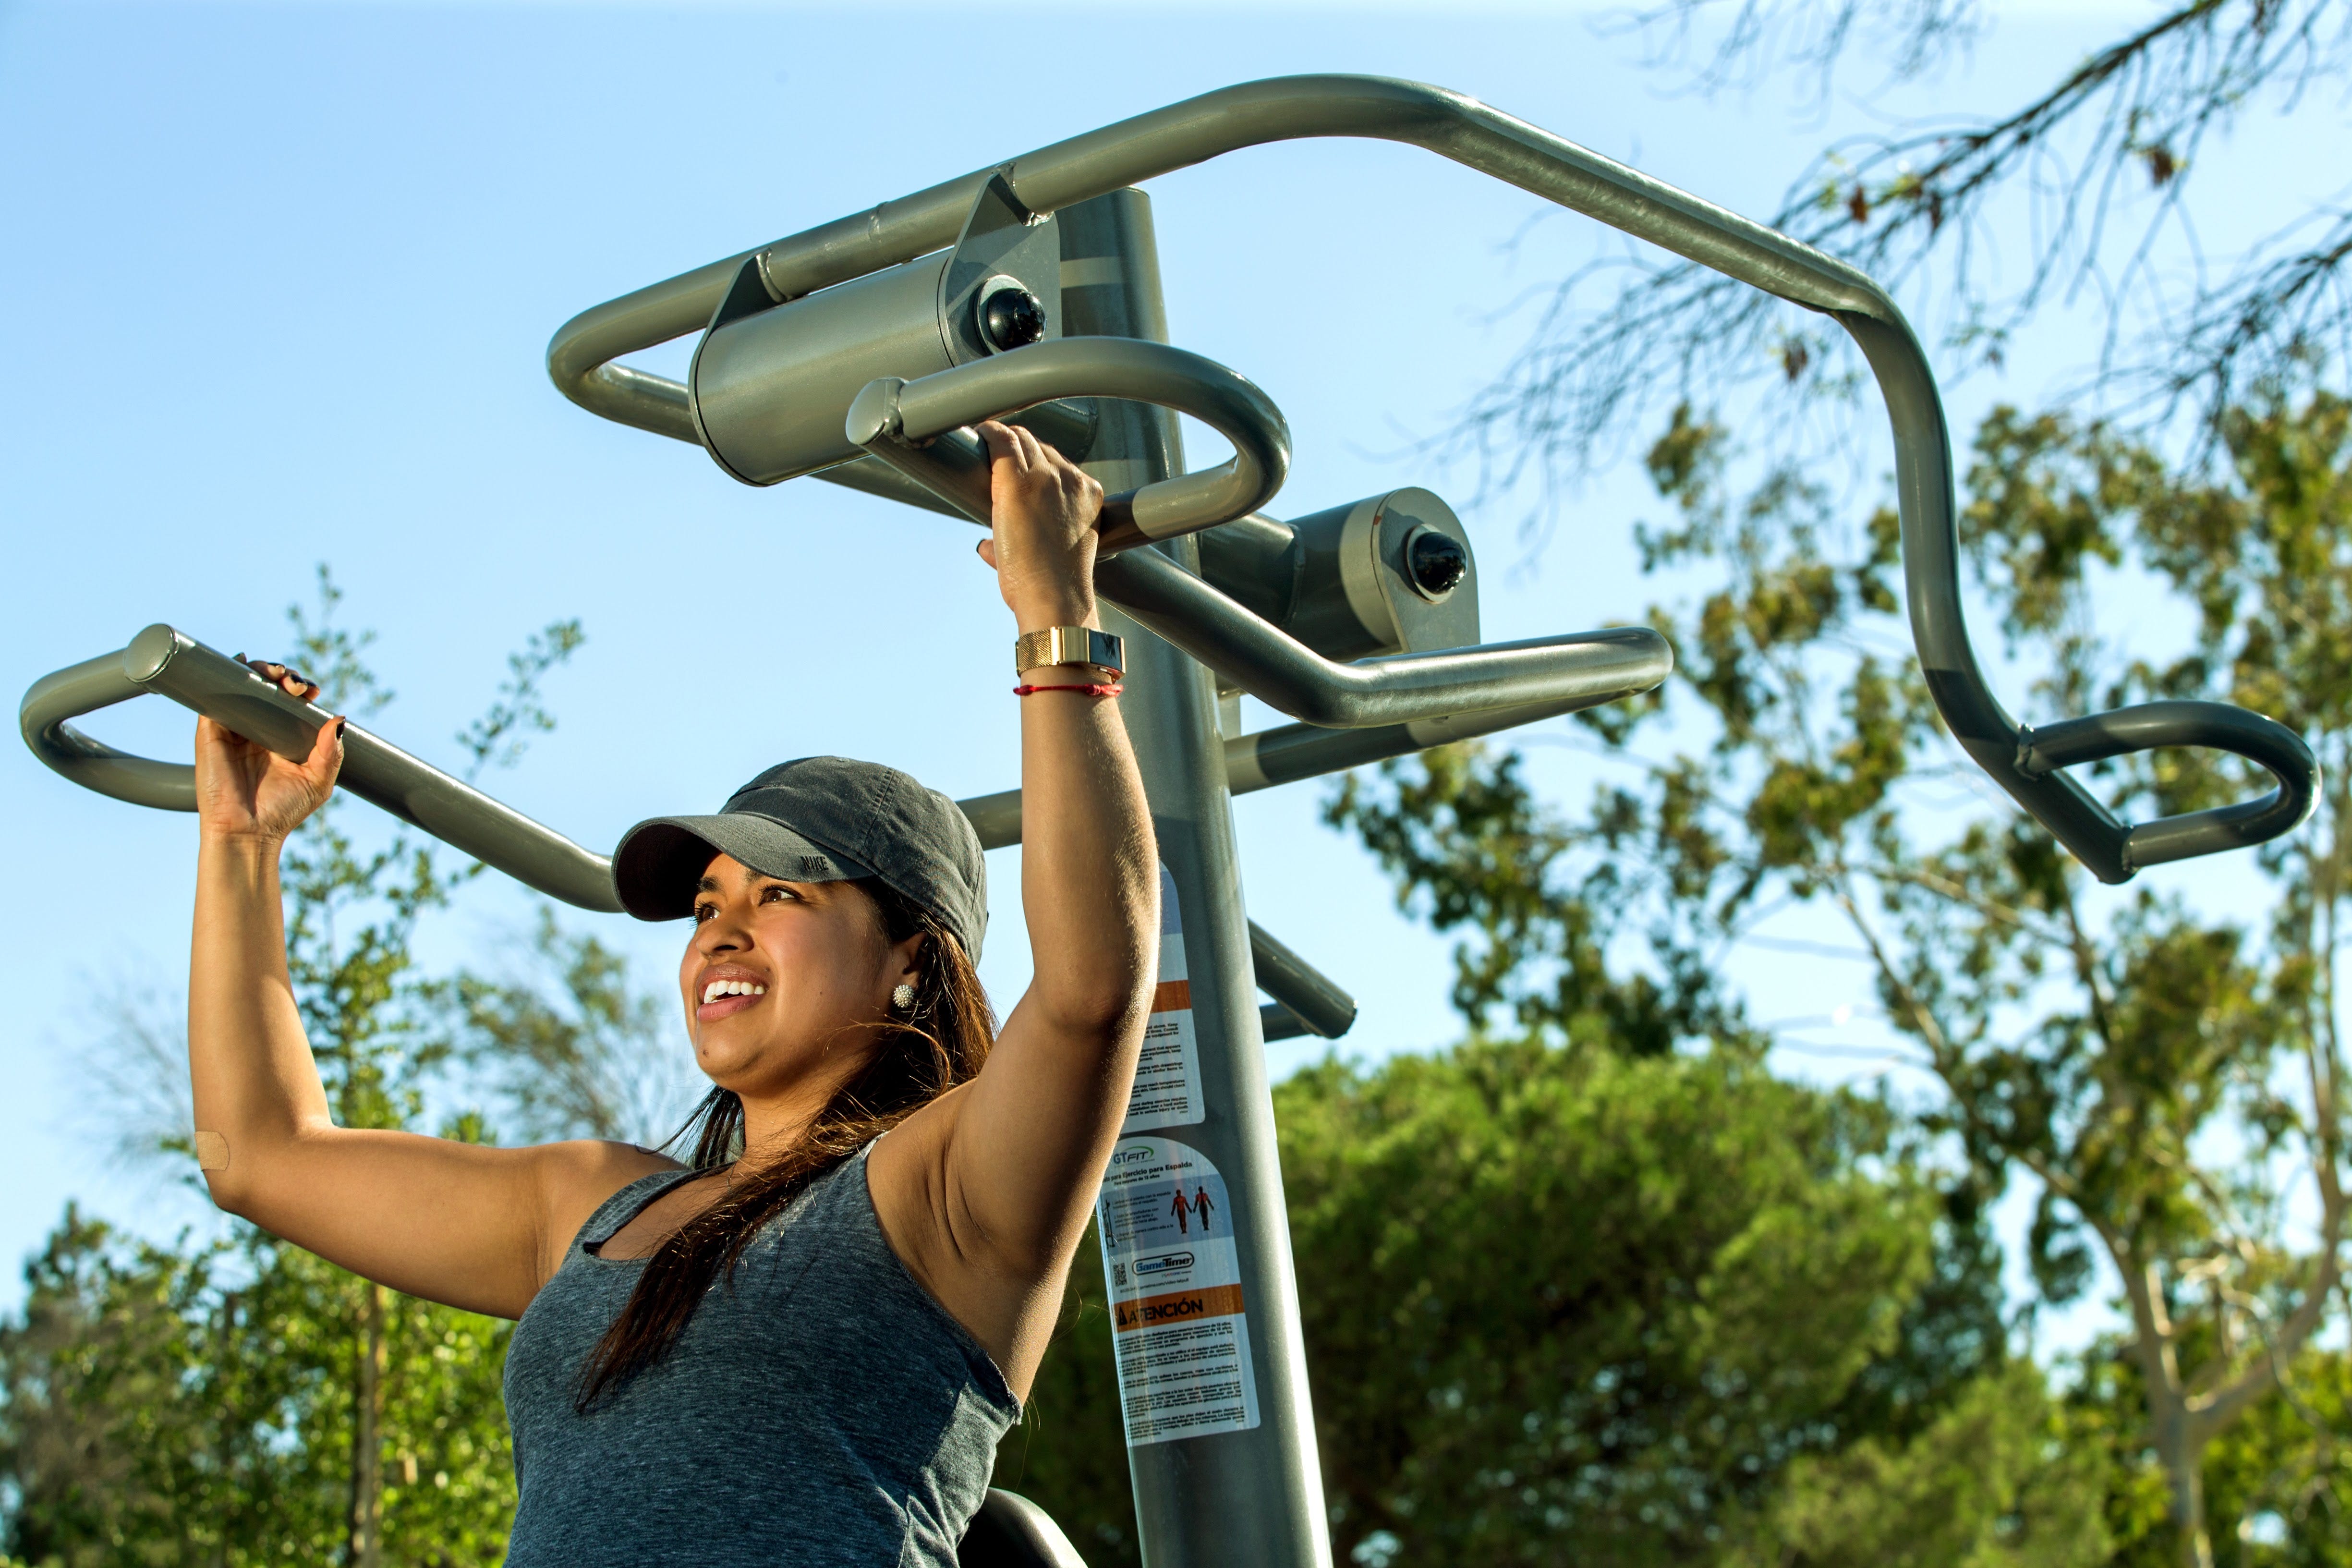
[1014,682,1124,697]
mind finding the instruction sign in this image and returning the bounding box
[1097,1136,1261,1446]
[1122,864,1203,1132]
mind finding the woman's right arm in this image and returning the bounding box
[188,689,669,1319]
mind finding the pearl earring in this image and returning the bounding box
[891,983,917,1012]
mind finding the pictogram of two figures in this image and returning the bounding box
[1169,1186,1214,1234]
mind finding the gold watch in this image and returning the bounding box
[1015,626,1124,676]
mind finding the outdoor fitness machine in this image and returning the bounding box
[21,75,2319,1568]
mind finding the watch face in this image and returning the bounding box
[1015,628,1122,676]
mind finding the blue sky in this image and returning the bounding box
[0,0,2336,1340]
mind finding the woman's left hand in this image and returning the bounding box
[972,420,1104,629]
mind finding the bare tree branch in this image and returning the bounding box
[1607,0,1986,108]
[1468,0,2352,496]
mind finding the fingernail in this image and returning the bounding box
[335,718,347,738]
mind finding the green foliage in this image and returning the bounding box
[0,1211,513,1568]
[1279,1040,1936,1563]
[1323,739,1754,1055]
[1730,1361,2111,1568]
[1005,1034,2067,1567]
[2068,1339,2352,1568]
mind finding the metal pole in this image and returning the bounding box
[1059,189,1331,1568]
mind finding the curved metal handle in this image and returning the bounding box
[1096,545,1670,729]
[20,626,623,913]
[21,649,200,810]
[844,338,1290,548]
[1834,314,2322,881]
[2013,699,2319,875]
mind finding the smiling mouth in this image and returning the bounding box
[697,978,767,1021]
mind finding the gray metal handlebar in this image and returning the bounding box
[1837,315,2320,879]
[21,648,202,811]
[1096,545,1671,729]
[27,620,1614,906]
[2014,699,2317,873]
[20,626,1394,1032]
[549,72,2317,880]
[20,626,625,913]
[844,337,1291,549]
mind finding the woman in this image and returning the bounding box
[187,423,1158,1566]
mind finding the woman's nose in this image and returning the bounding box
[693,907,751,953]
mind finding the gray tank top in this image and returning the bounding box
[501,1142,1020,1567]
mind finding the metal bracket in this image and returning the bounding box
[686,172,1067,488]
[937,169,1060,364]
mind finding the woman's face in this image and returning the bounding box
[678,854,919,1103]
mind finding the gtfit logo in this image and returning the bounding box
[1112,1146,1157,1167]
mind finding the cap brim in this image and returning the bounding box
[612,814,875,921]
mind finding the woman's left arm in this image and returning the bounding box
[872,421,1158,1384]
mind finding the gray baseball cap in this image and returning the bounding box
[613,756,988,960]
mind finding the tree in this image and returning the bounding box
[1285,1040,2007,1565]
[439,907,698,1149]
[1005,1028,2104,1567]
[1732,1361,2109,1568]
[1338,388,2352,1564]
[1005,732,2106,1562]
[0,1178,523,1568]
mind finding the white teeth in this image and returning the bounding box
[701,980,768,1005]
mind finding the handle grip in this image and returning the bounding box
[2013,699,2319,876]
[844,337,1290,548]
[20,626,623,913]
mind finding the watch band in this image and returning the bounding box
[1015,626,1124,676]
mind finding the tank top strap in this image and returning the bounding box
[571,1166,702,1256]
[794,1138,884,1227]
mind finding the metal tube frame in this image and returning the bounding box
[550,72,2318,884]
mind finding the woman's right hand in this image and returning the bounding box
[194,661,344,844]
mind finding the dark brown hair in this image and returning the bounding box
[573,879,994,1410]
